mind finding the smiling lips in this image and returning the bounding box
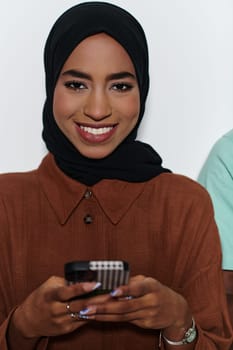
[76,123,117,143]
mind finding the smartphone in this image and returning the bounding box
[64,260,130,297]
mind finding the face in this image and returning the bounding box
[53,33,140,159]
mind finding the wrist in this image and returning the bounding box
[7,310,41,350]
[163,294,193,340]
[160,317,197,346]
[163,317,193,341]
[12,306,37,339]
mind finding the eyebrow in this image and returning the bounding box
[61,69,136,81]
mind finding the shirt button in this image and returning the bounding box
[84,190,92,199]
[84,214,93,224]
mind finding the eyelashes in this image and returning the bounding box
[64,81,134,92]
[111,83,133,92]
[64,81,87,90]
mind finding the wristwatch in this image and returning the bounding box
[161,318,197,345]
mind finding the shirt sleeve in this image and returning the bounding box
[0,309,48,350]
[0,197,48,350]
[178,188,232,349]
[198,134,233,270]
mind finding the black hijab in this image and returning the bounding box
[42,1,171,185]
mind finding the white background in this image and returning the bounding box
[0,0,232,179]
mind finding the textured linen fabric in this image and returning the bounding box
[198,129,233,270]
[0,154,231,349]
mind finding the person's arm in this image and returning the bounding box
[0,196,45,350]
[6,311,48,350]
[157,187,232,349]
[171,190,232,349]
[1,276,103,350]
[0,195,96,350]
[0,310,46,350]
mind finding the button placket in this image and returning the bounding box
[83,189,94,224]
[83,214,93,224]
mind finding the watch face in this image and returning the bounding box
[185,328,197,343]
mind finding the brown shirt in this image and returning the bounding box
[0,154,231,349]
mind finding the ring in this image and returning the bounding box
[66,302,77,320]
[69,312,89,320]
[66,302,89,320]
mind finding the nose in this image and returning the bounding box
[83,90,112,121]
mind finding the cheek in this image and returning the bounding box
[53,88,65,120]
[122,94,140,122]
[53,87,76,121]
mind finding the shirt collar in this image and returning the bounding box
[38,153,146,225]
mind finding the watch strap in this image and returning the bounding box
[160,317,197,346]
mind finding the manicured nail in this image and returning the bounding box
[79,305,96,316]
[92,282,102,290]
[83,282,101,292]
[79,307,91,315]
[78,313,90,320]
[110,289,122,297]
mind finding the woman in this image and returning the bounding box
[0,2,231,349]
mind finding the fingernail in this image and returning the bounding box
[110,289,122,297]
[79,306,96,316]
[92,282,102,290]
[83,282,101,292]
[79,307,91,315]
[78,313,90,320]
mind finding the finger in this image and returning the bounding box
[56,301,91,327]
[55,282,102,302]
[111,277,161,299]
[128,275,146,283]
[78,295,161,329]
[69,291,112,313]
[46,282,103,319]
[65,302,89,324]
[40,276,66,302]
[48,285,109,323]
[51,283,106,318]
[83,296,147,317]
[47,307,88,335]
[81,304,155,324]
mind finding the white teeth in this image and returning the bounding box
[80,125,113,135]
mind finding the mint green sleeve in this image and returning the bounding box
[198,130,233,270]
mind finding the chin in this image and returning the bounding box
[71,138,120,159]
[78,147,115,160]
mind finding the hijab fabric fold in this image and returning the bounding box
[42,1,171,186]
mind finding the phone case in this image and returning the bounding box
[64,260,130,291]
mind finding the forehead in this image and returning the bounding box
[61,33,136,74]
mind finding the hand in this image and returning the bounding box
[79,275,193,339]
[12,276,110,338]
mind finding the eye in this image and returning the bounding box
[64,81,87,91]
[111,83,133,92]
